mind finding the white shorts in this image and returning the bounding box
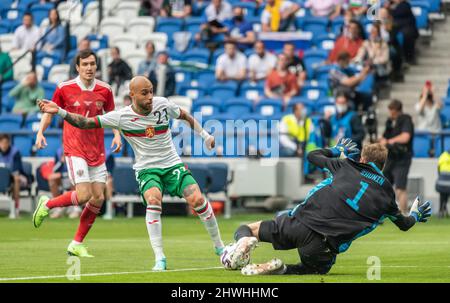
[65,156,107,185]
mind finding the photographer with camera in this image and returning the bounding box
[415,81,442,133]
[380,99,414,214]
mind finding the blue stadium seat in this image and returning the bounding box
[1,80,18,113]
[184,17,203,35]
[179,85,206,100]
[40,81,57,100]
[411,1,430,29]
[185,163,210,191]
[86,34,108,52]
[427,0,442,13]
[330,16,344,36]
[413,131,432,158]
[174,69,192,89]
[0,0,14,10]
[287,97,315,114]
[30,3,54,26]
[442,97,450,107]
[302,17,329,37]
[112,164,139,195]
[13,135,32,157]
[300,84,328,101]
[156,18,184,36]
[209,82,238,100]
[314,33,336,52]
[314,64,335,81]
[193,70,216,88]
[303,49,329,78]
[18,0,39,10]
[0,20,11,34]
[36,53,62,80]
[0,114,22,131]
[192,97,223,118]
[440,106,450,127]
[239,81,265,101]
[1,7,25,21]
[233,1,256,16]
[222,97,253,116]
[206,163,229,194]
[36,134,60,157]
[255,99,283,117]
[315,97,336,114]
[183,48,210,65]
[24,113,43,131]
[212,48,225,64]
[434,134,450,156]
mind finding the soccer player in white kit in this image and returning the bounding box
[38,76,225,270]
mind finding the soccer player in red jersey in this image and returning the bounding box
[33,49,122,257]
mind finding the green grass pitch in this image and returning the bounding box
[0,213,449,283]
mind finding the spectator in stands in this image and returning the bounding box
[39,9,66,60]
[436,151,450,218]
[385,0,419,65]
[326,93,365,149]
[12,13,40,52]
[329,51,372,111]
[415,82,442,133]
[137,41,156,76]
[148,50,176,97]
[265,53,299,108]
[69,38,102,79]
[139,0,163,17]
[304,0,342,19]
[0,134,28,218]
[196,0,233,48]
[248,41,277,82]
[215,42,247,82]
[108,47,133,96]
[223,6,256,51]
[380,99,414,214]
[283,42,307,88]
[328,20,364,63]
[261,0,300,32]
[161,0,192,18]
[279,102,316,158]
[344,0,369,18]
[0,45,13,82]
[9,71,44,115]
[353,22,390,80]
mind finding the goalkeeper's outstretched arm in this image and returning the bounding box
[307,148,343,172]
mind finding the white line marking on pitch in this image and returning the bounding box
[0,266,223,282]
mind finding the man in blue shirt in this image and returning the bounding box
[224,6,256,51]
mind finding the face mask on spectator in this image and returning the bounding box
[336,104,348,114]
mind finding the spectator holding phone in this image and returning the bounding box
[415,81,442,133]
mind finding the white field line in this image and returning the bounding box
[0,266,223,282]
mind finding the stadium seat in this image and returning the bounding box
[183,48,210,65]
[168,95,192,113]
[287,97,315,114]
[48,64,70,84]
[411,1,430,29]
[300,84,329,101]
[330,16,344,36]
[191,97,222,117]
[116,1,140,20]
[207,162,230,193]
[209,82,238,101]
[255,99,284,117]
[124,50,145,75]
[36,52,62,80]
[83,1,100,27]
[440,106,450,127]
[57,0,83,23]
[30,3,54,26]
[0,113,22,130]
[185,163,210,192]
[13,135,33,157]
[111,35,138,55]
[239,81,265,101]
[434,134,450,156]
[70,22,93,42]
[314,64,335,81]
[24,113,45,131]
[0,167,11,194]
[0,33,14,52]
[1,80,18,113]
[233,1,256,16]
[302,17,329,37]
[1,8,25,22]
[99,17,126,37]
[184,17,203,35]
[156,18,184,36]
[174,69,192,88]
[86,34,109,52]
[193,70,216,89]
[315,97,336,114]
[138,32,168,51]
[21,160,34,194]
[127,17,155,38]
[303,49,329,79]
[41,81,57,100]
[413,132,432,158]
[222,98,253,116]
[36,134,60,157]
[0,20,10,34]
[314,33,336,52]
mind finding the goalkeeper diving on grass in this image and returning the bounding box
[37,76,224,271]
[221,138,432,275]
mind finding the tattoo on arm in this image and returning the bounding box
[183,184,199,199]
[65,112,98,129]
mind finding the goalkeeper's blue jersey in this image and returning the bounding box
[293,149,415,254]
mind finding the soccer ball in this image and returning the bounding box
[220,243,251,270]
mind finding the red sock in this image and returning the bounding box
[74,203,100,243]
[46,191,78,209]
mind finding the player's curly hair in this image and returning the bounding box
[361,143,388,170]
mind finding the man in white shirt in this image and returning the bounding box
[215,42,247,82]
[204,0,233,22]
[247,41,277,82]
[12,13,40,52]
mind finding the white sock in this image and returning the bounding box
[146,205,165,261]
[71,240,81,245]
[194,200,224,248]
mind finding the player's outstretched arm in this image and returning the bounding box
[38,99,99,129]
[178,109,215,150]
[390,197,432,231]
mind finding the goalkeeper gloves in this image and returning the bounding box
[330,138,360,160]
[409,196,432,223]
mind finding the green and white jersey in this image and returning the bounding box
[97,96,182,171]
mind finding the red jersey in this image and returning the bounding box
[52,76,115,166]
